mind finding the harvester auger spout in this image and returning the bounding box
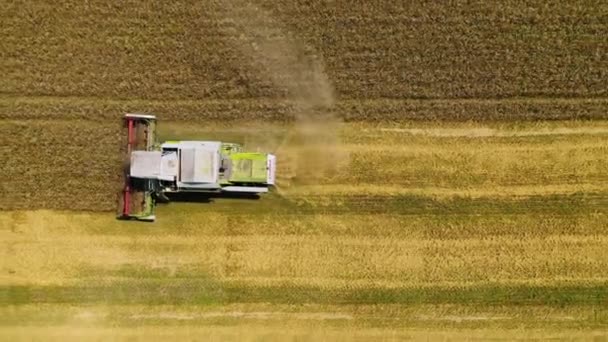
[117,113,277,222]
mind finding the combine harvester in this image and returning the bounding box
[118,114,276,221]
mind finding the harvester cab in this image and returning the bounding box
[118,114,276,222]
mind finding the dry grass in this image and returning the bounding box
[2,96,607,122]
[1,120,606,337]
[2,304,608,341]
[2,209,607,288]
[2,0,608,338]
[2,326,606,342]
[2,1,608,121]
[0,120,123,211]
[1,120,606,210]
[2,1,607,101]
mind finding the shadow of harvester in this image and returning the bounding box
[164,192,261,204]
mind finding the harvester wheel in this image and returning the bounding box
[155,191,170,204]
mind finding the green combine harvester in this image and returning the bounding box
[118,114,276,221]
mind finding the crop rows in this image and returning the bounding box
[3,209,608,295]
[2,97,607,122]
[2,1,608,338]
[2,1,607,106]
[0,120,123,211]
[1,120,606,211]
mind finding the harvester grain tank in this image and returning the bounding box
[118,114,276,221]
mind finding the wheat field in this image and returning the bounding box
[2,121,608,340]
[2,0,608,340]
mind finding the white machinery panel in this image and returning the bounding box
[131,151,161,179]
[180,148,195,182]
[160,151,178,181]
[180,145,219,183]
[194,147,217,183]
[267,154,276,185]
[223,186,268,193]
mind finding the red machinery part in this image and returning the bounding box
[123,118,134,216]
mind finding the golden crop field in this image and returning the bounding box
[2,121,608,340]
[1,0,608,340]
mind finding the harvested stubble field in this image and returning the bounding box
[2,0,608,340]
[2,121,608,340]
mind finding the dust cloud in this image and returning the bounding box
[219,0,348,187]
